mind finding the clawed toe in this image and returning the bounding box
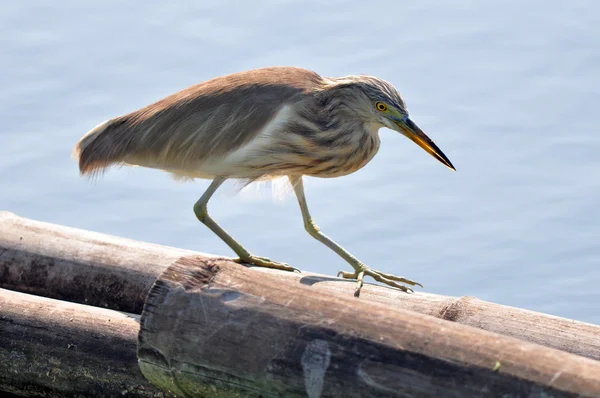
[338,267,421,297]
[234,255,300,273]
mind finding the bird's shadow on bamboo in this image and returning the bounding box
[241,263,410,294]
[298,275,354,286]
[298,274,418,296]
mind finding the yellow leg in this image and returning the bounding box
[194,177,298,272]
[289,175,421,296]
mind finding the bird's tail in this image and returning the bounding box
[72,118,131,176]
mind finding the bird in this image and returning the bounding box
[73,66,455,297]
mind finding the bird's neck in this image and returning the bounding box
[323,106,382,144]
[293,94,382,148]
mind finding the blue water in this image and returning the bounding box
[1,1,599,324]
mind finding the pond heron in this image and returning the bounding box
[74,66,455,296]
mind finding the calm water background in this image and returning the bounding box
[1,1,599,323]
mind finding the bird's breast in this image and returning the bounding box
[304,125,381,178]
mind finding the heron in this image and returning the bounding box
[74,66,455,296]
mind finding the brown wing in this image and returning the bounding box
[74,66,324,176]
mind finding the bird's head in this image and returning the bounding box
[328,75,456,171]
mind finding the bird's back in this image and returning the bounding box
[74,66,324,177]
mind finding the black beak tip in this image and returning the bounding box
[439,155,456,171]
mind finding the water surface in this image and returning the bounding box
[1,1,599,323]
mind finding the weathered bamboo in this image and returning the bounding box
[138,256,600,397]
[0,288,174,397]
[1,211,600,362]
[0,211,196,314]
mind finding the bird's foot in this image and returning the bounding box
[234,255,300,273]
[337,267,422,297]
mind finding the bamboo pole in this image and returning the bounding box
[1,211,599,361]
[138,256,600,397]
[0,288,174,397]
[0,211,195,314]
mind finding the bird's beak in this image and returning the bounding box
[396,118,456,171]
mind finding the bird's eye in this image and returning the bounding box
[375,102,388,112]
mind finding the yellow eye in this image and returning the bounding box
[376,102,388,112]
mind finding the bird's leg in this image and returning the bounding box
[289,176,422,297]
[194,177,297,272]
